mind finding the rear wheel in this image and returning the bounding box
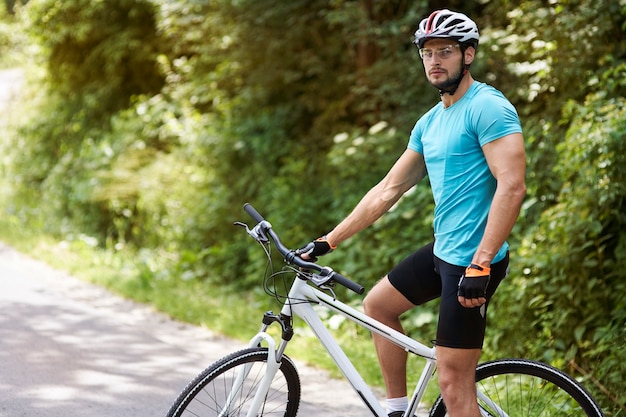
[429,358,603,417]
[166,347,301,417]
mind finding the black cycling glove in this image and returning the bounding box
[457,263,491,299]
[296,236,336,262]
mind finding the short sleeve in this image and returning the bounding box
[408,119,424,154]
[471,91,522,146]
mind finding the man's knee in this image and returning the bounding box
[364,277,414,322]
[436,347,481,412]
[438,367,473,396]
[362,286,382,317]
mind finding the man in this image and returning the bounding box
[298,9,526,417]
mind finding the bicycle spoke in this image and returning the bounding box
[166,348,300,417]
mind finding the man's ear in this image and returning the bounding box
[464,46,476,65]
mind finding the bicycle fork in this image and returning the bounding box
[217,312,292,417]
[477,390,509,417]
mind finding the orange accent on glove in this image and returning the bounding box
[464,263,491,277]
[317,235,337,250]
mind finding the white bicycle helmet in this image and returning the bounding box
[414,9,479,49]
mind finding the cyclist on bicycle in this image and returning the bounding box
[299,9,526,417]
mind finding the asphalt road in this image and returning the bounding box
[0,243,387,416]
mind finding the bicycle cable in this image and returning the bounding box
[255,239,311,306]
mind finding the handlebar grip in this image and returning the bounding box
[332,272,365,295]
[243,203,265,223]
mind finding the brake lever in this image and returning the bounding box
[234,221,271,243]
[310,267,338,298]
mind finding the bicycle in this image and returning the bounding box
[165,203,605,417]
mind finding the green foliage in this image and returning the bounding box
[24,0,163,113]
[483,0,626,231]
[2,0,626,413]
[0,1,26,68]
[528,92,626,407]
[7,0,165,240]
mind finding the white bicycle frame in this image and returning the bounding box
[218,210,569,417]
[245,276,438,417]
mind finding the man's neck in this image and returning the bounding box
[441,74,474,108]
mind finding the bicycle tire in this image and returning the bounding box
[166,347,301,417]
[429,358,604,417]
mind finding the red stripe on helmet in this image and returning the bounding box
[425,10,440,34]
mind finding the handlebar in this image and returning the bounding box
[243,203,365,295]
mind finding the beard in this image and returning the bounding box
[429,60,466,95]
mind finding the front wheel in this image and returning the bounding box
[166,347,301,417]
[429,358,604,417]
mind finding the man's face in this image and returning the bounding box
[420,39,467,90]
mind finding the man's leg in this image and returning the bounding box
[363,276,415,399]
[436,346,481,417]
[433,254,509,417]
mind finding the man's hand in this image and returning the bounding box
[295,236,336,261]
[457,263,490,308]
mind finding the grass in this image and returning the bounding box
[0,207,264,340]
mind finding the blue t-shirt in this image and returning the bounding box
[408,81,522,266]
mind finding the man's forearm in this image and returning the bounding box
[326,148,426,248]
[326,184,398,247]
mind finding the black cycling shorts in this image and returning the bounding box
[387,242,509,349]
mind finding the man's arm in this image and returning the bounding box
[472,132,526,266]
[459,132,526,308]
[326,149,426,247]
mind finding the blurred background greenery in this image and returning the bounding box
[0,0,624,413]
